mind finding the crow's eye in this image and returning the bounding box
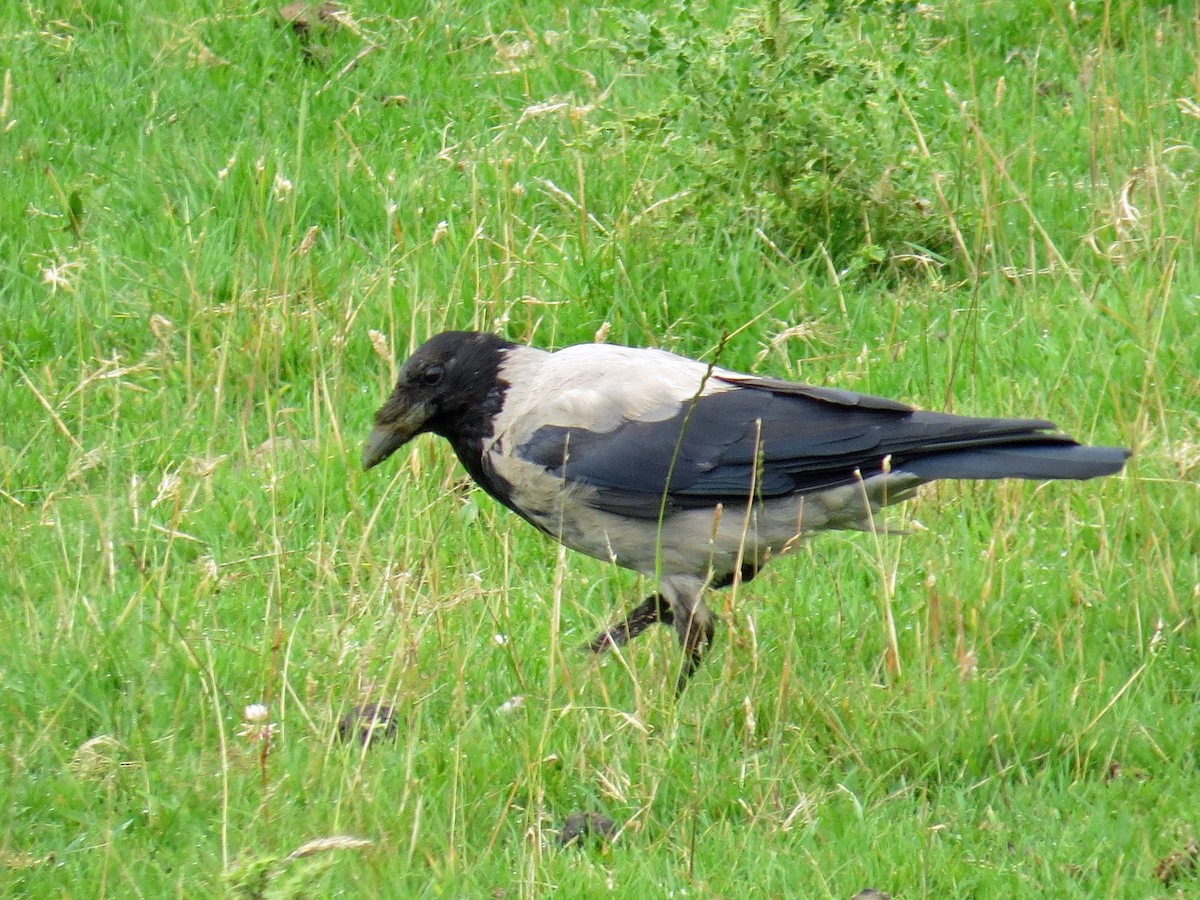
[422,365,445,386]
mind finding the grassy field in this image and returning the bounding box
[1,0,1197,896]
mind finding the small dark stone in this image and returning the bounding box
[850,890,891,900]
[557,812,616,848]
[337,703,398,747]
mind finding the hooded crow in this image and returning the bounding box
[363,331,1129,693]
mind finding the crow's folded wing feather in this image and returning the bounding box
[514,380,1078,519]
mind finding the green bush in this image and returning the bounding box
[619,0,957,274]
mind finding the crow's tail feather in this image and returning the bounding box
[899,444,1129,482]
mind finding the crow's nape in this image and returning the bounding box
[898,443,1130,483]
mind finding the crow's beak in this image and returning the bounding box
[362,400,434,470]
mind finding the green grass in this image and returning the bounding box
[1,0,1196,896]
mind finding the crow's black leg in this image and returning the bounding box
[671,594,715,696]
[588,593,674,653]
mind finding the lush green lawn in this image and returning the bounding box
[1,0,1196,896]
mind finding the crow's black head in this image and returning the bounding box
[362,331,515,469]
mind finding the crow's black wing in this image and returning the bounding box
[514,380,1107,519]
